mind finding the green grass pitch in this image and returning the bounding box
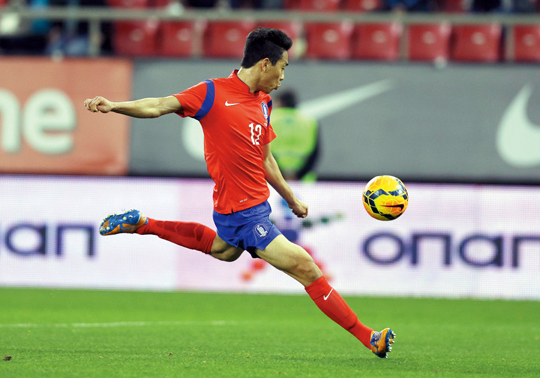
[0,288,539,378]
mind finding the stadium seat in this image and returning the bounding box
[203,21,256,59]
[113,20,159,57]
[107,0,148,7]
[257,21,302,42]
[304,22,354,60]
[299,0,341,11]
[351,23,402,61]
[283,0,299,9]
[343,0,382,11]
[256,21,303,58]
[451,24,502,62]
[284,0,341,11]
[440,0,467,12]
[159,21,195,57]
[408,23,451,62]
[153,0,173,6]
[513,25,540,62]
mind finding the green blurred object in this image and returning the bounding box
[271,90,320,182]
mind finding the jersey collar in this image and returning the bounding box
[230,69,263,97]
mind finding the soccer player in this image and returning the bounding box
[84,27,395,358]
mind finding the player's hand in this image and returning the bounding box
[289,199,308,219]
[84,96,113,113]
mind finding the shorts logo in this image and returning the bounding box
[255,223,268,238]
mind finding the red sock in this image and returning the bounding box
[136,218,216,254]
[305,276,374,349]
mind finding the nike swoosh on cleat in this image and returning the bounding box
[496,84,540,167]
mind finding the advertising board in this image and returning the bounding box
[0,58,132,175]
[130,60,540,183]
[1,176,538,300]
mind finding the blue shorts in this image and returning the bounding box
[213,201,282,259]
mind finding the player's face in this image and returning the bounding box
[261,51,289,94]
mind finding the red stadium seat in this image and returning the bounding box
[256,21,303,58]
[107,0,148,7]
[113,20,159,57]
[203,21,256,59]
[283,0,299,9]
[257,21,302,41]
[451,24,502,62]
[284,0,341,10]
[304,22,354,60]
[159,21,195,58]
[408,23,451,62]
[299,0,341,11]
[351,23,402,61]
[153,0,173,6]
[343,0,382,12]
[513,25,540,62]
[440,0,468,12]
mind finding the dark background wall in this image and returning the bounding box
[130,60,540,184]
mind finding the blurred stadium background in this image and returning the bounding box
[1,0,540,301]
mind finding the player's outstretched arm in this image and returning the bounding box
[84,95,182,119]
[263,144,308,218]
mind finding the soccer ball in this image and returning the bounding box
[363,175,408,221]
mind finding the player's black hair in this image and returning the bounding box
[241,27,292,68]
[277,89,297,108]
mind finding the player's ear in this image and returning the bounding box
[261,58,271,72]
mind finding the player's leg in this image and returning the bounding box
[208,234,245,261]
[99,209,243,261]
[136,217,244,261]
[256,235,395,358]
[255,235,321,285]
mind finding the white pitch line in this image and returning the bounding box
[0,320,248,328]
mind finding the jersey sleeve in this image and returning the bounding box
[262,96,276,144]
[172,81,207,118]
[262,123,277,145]
[267,99,273,129]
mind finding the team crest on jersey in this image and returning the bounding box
[254,223,268,238]
[261,102,269,126]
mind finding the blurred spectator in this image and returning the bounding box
[195,0,280,10]
[183,0,218,7]
[45,0,113,57]
[182,0,267,9]
[512,0,537,12]
[270,89,320,182]
[29,0,53,35]
[384,0,436,12]
[0,0,112,56]
[470,0,536,13]
[0,0,51,54]
[471,0,505,11]
[45,24,92,56]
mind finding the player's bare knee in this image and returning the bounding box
[291,255,321,282]
[212,247,242,262]
[222,249,242,262]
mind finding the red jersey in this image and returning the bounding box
[173,70,276,214]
